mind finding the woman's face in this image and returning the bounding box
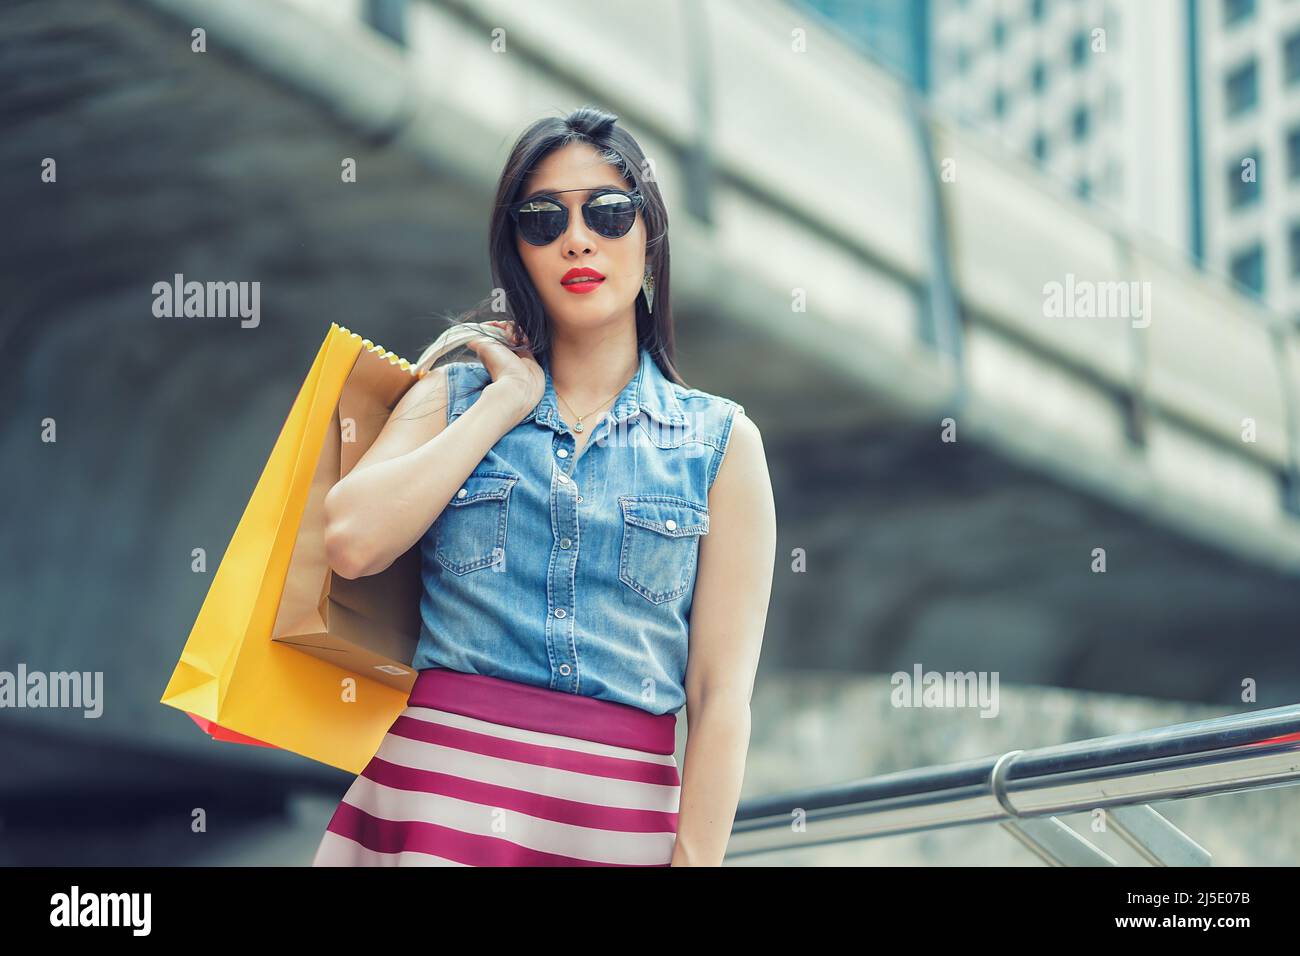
[514,142,646,335]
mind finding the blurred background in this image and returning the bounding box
[2,0,1299,865]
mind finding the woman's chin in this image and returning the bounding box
[549,297,630,326]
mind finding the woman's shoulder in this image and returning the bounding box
[669,382,745,418]
[664,383,756,490]
[440,358,491,382]
[439,359,492,402]
[668,384,750,455]
[670,387,763,496]
[409,360,494,426]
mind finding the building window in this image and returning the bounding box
[1076,177,1092,200]
[1224,0,1256,26]
[1225,60,1258,117]
[1072,105,1090,141]
[992,17,1007,48]
[992,87,1008,117]
[1071,31,1088,66]
[1229,244,1265,296]
[1032,131,1049,163]
[1290,224,1300,277]
[955,45,971,74]
[1284,32,1300,85]
[1288,127,1300,180]
[1030,0,1047,21]
[1030,60,1048,92]
[1227,152,1262,208]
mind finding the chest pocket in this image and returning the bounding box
[618,495,710,604]
[435,471,519,575]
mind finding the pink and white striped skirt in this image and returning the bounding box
[312,667,681,866]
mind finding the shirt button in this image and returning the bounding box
[456,488,467,498]
[557,473,569,484]
[665,519,677,531]
[559,664,571,676]
[556,448,568,458]
[576,495,583,503]
[554,608,567,618]
[560,537,572,549]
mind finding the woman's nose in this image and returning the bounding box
[560,203,595,255]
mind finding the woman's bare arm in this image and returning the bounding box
[671,411,776,866]
[323,364,527,579]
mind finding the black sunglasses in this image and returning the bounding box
[508,187,645,246]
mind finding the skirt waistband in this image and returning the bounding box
[407,667,677,755]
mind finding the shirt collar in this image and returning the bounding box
[524,345,687,435]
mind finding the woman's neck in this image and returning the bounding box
[546,329,640,414]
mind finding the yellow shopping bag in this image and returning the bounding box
[160,322,427,774]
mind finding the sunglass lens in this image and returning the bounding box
[515,199,565,245]
[585,192,638,238]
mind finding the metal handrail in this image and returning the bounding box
[728,702,1300,859]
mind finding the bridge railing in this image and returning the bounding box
[727,701,1300,864]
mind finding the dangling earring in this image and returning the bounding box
[642,266,655,314]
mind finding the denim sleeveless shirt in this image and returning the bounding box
[410,345,745,716]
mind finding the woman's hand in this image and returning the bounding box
[465,320,544,426]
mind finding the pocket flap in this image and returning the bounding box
[448,471,518,506]
[619,495,709,536]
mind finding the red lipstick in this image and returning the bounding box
[561,267,606,294]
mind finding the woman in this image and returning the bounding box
[312,106,775,867]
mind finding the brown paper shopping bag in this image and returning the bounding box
[159,323,432,773]
[269,334,430,692]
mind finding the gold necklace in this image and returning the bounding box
[554,370,634,433]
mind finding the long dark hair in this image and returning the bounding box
[415,105,686,387]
